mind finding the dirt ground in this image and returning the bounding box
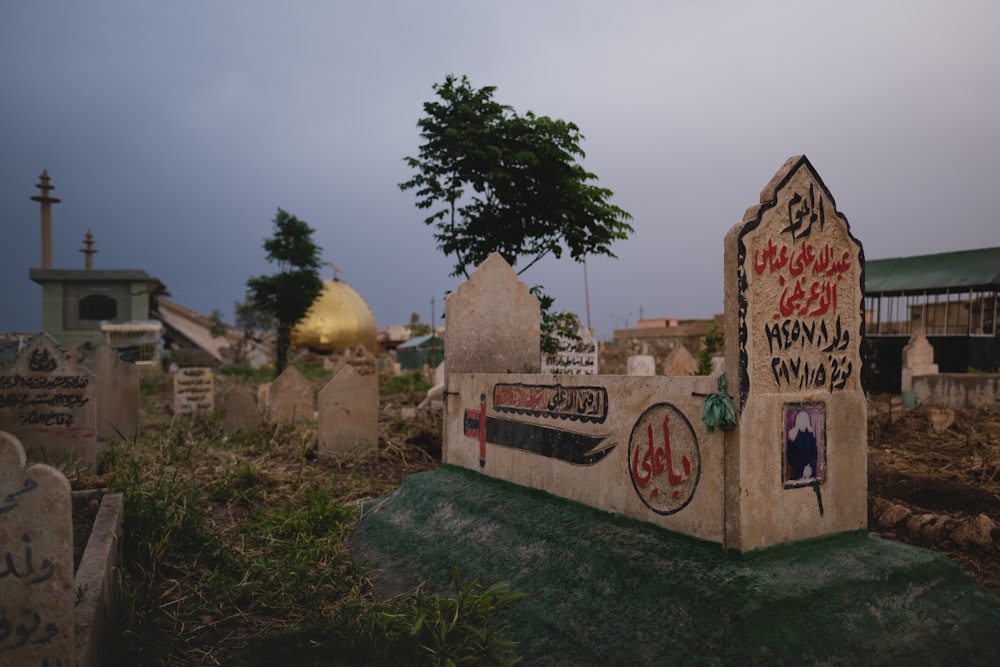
[867,400,1000,590]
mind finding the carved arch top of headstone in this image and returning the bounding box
[729,155,865,410]
[445,252,541,375]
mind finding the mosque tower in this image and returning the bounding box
[30,170,60,269]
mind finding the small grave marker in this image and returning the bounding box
[317,364,378,454]
[268,365,314,423]
[82,340,139,441]
[173,367,214,416]
[222,385,262,435]
[541,313,598,375]
[344,344,378,387]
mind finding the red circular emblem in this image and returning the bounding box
[628,403,700,515]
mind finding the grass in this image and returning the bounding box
[89,369,522,666]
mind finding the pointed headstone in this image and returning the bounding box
[82,340,140,442]
[318,364,378,454]
[222,385,262,435]
[345,344,378,387]
[445,253,541,374]
[662,344,699,376]
[0,333,97,470]
[268,365,314,423]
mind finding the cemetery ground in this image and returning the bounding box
[69,367,999,666]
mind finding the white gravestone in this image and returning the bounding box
[173,367,214,416]
[541,313,599,375]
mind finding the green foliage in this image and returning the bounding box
[409,311,433,337]
[218,361,274,383]
[533,289,583,356]
[208,308,228,339]
[695,325,724,376]
[383,370,433,395]
[368,567,526,666]
[400,74,633,279]
[246,208,324,374]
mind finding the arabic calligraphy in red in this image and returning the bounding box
[753,239,851,320]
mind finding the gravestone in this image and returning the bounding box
[445,252,541,374]
[724,155,866,552]
[82,340,140,442]
[541,312,599,375]
[222,385,262,435]
[317,364,378,455]
[901,331,938,393]
[173,367,214,416]
[627,355,656,376]
[662,344,699,376]
[268,365,314,423]
[0,333,97,471]
[344,344,378,387]
[0,430,75,665]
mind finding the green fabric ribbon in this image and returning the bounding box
[701,373,737,433]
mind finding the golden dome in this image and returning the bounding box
[291,279,377,353]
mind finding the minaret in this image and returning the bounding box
[30,170,61,269]
[80,229,98,270]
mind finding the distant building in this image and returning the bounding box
[25,171,164,362]
[865,246,1000,391]
[613,314,723,345]
[396,334,444,371]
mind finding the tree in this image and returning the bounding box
[400,75,633,336]
[695,325,724,376]
[407,311,432,338]
[246,209,324,374]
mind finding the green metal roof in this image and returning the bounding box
[865,247,1000,295]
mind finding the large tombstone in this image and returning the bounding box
[445,252,541,375]
[82,340,140,442]
[0,333,97,471]
[724,155,866,552]
[268,365,314,423]
[0,431,75,665]
[317,364,379,455]
[541,312,599,375]
[173,367,214,416]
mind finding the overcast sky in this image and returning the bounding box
[2,1,998,341]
